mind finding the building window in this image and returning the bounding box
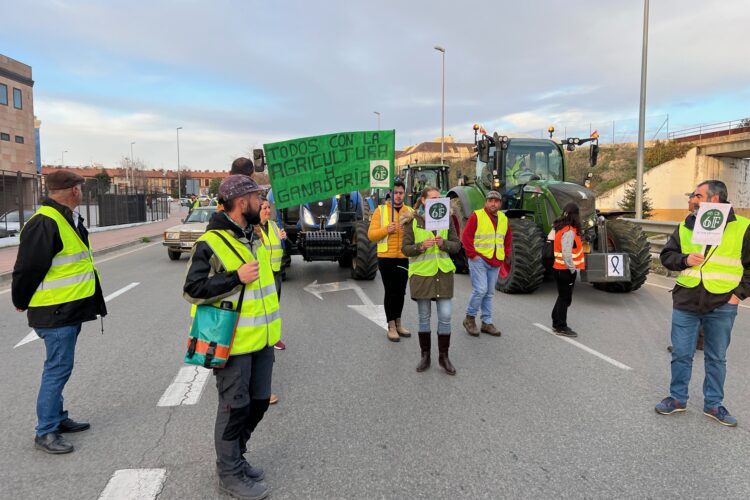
[0,83,7,105]
[15,135,24,144]
[13,88,22,109]
[0,132,9,141]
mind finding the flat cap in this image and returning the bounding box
[47,170,85,190]
[486,190,502,200]
[219,174,263,201]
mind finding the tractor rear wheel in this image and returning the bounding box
[593,219,651,293]
[450,197,469,274]
[351,220,378,280]
[495,218,545,294]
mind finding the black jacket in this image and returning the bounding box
[660,208,750,314]
[183,212,259,304]
[12,199,107,328]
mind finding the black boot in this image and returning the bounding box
[416,332,431,372]
[437,334,456,375]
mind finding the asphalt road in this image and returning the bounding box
[2,242,750,499]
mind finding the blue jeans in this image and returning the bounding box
[35,324,81,436]
[669,304,737,409]
[466,257,499,323]
[417,299,452,335]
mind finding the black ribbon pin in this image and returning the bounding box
[610,255,621,275]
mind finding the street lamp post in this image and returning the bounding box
[176,127,183,200]
[129,141,136,188]
[434,45,446,165]
[635,0,649,219]
[61,150,68,167]
[373,111,381,130]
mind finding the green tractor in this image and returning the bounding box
[368,163,451,208]
[448,127,651,294]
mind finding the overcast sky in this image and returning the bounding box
[3,0,749,170]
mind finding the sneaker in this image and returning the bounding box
[553,326,578,338]
[218,472,269,500]
[704,406,738,427]
[274,340,286,350]
[654,397,687,415]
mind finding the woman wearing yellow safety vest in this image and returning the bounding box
[183,175,279,499]
[550,202,585,337]
[401,187,461,375]
[259,198,287,352]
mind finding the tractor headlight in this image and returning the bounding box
[328,210,339,226]
[302,207,315,226]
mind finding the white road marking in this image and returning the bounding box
[304,279,374,305]
[95,241,162,264]
[0,288,10,295]
[533,323,633,371]
[13,282,140,349]
[157,366,211,407]
[646,279,750,310]
[348,304,388,330]
[98,469,167,500]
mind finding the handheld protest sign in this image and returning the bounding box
[370,160,391,189]
[425,197,450,232]
[692,202,731,246]
[264,130,395,209]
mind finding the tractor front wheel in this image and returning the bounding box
[351,220,378,280]
[495,218,545,294]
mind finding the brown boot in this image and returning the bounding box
[387,320,400,342]
[481,322,501,336]
[416,332,431,372]
[463,315,480,337]
[437,334,456,375]
[395,318,411,337]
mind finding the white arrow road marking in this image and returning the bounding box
[157,366,211,407]
[533,323,632,371]
[14,282,140,349]
[348,304,388,331]
[98,468,167,500]
[304,279,374,305]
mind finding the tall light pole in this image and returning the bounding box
[434,45,446,165]
[61,150,68,167]
[373,111,381,130]
[129,141,136,187]
[176,127,183,200]
[635,0,649,219]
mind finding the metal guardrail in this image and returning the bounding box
[622,218,678,254]
[668,117,750,141]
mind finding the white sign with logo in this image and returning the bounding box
[369,160,391,189]
[692,202,732,246]
[607,253,625,277]
[425,197,450,231]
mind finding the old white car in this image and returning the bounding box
[163,206,217,260]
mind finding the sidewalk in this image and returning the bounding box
[0,206,186,280]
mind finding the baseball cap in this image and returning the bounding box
[486,190,502,200]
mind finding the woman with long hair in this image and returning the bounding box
[401,187,462,374]
[551,202,586,337]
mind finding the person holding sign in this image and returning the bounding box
[656,180,750,427]
[183,175,279,499]
[460,191,508,337]
[401,187,461,375]
[550,203,586,337]
[367,180,414,342]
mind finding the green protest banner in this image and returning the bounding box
[265,130,395,209]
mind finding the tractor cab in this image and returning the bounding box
[400,164,450,206]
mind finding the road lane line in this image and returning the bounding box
[98,469,167,500]
[158,366,211,407]
[95,241,162,264]
[646,281,750,310]
[13,282,141,349]
[0,289,10,295]
[533,323,632,371]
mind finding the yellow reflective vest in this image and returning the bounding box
[190,230,281,355]
[408,220,456,277]
[676,215,750,294]
[473,209,507,261]
[28,206,98,307]
[259,221,283,272]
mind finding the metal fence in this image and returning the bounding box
[668,118,750,142]
[0,170,171,239]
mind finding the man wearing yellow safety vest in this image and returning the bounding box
[367,180,413,342]
[656,180,750,427]
[184,175,279,499]
[461,191,509,337]
[12,170,107,455]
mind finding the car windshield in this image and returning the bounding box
[0,210,34,223]
[185,208,216,223]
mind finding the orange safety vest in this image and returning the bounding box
[553,226,585,270]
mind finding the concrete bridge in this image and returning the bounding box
[598,131,750,221]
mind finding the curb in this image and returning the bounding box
[0,229,166,286]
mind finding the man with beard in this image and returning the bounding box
[656,180,750,427]
[184,175,280,499]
